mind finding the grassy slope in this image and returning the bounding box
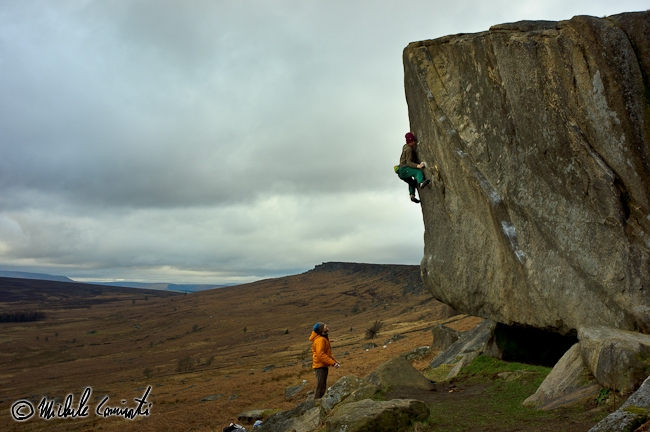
[0,265,450,431]
[0,268,624,432]
[408,356,612,432]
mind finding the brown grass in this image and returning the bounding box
[0,267,463,431]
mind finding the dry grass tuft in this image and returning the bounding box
[365,319,384,339]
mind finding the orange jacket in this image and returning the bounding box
[310,331,337,369]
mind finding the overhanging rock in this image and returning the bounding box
[404,12,650,333]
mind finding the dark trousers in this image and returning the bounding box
[397,166,424,196]
[314,367,329,399]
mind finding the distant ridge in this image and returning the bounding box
[0,271,74,283]
[310,262,425,295]
[0,276,179,305]
[0,263,422,294]
[92,281,235,292]
[0,271,233,292]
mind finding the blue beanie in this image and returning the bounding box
[313,322,324,334]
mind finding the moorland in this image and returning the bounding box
[0,263,614,431]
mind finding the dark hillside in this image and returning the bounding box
[0,276,179,306]
[310,262,426,295]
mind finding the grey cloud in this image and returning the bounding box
[0,190,424,283]
[0,0,646,282]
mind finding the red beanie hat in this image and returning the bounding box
[405,132,416,143]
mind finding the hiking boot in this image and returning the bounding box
[419,179,431,188]
[410,195,420,204]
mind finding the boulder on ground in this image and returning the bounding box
[431,323,461,352]
[284,380,307,401]
[589,374,650,432]
[325,399,429,432]
[430,319,495,368]
[523,343,599,409]
[321,375,369,413]
[257,400,321,432]
[366,357,434,391]
[539,385,601,412]
[579,326,650,392]
[401,345,431,361]
[445,351,480,380]
[405,11,650,334]
[201,394,224,402]
[343,384,382,405]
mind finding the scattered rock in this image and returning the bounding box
[589,374,650,431]
[344,384,382,405]
[431,324,460,352]
[321,375,369,413]
[579,326,650,392]
[262,364,276,373]
[430,319,495,368]
[523,343,598,409]
[325,398,429,432]
[200,394,224,402]
[539,385,601,412]
[365,357,434,391]
[401,345,431,361]
[284,381,307,401]
[362,342,378,350]
[445,351,480,380]
[258,400,321,432]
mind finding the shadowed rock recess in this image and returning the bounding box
[404,12,650,334]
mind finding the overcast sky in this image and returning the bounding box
[0,0,647,284]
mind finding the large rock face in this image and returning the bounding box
[404,12,650,334]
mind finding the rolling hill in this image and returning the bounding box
[0,262,467,431]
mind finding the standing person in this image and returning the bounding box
[309,322,340,399]
[396,132,431,203]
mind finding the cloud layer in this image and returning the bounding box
[0,0,646,283]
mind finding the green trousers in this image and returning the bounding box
[397,166,424,196]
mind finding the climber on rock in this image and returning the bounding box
[395,132,430,203]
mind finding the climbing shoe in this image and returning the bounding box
[410,195,420,204]
[419,179,431,188]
